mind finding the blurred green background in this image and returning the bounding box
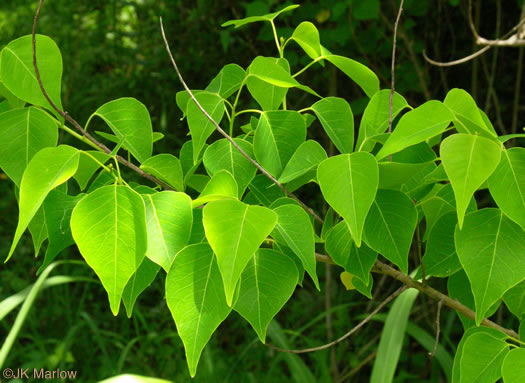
[0,0,523,381]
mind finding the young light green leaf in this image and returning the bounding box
[203,199,277,305]
[317,152,378,246]
[247,56,320,98]
[205,63,246,99]
[38,190,85,274]
[122,257,160,317]
[234,249,298,342]
[455,209,525,325]
[323,55,379,98]
[325,221,377,285]
[444,88,496,138]
[246,58,289,110]
[140,154,184,191]
[254,111,306,178]
[356,90,409,152]
[441,134,501,229]
[71,184,147,315]
[279,140,327,183]
[0,79,25,109]
[452,327,507,383]
[488,148,525,230]
[186,92,225,164]
[363,189,417,274]
[311,97,354,154]
[376,100,454,160]
[28,206,47,257]
[221,5,300,28]
[203,138,256,196]
[165,243,231,377]
[289,22,322,59]
[73,151,112,191]
[459,332,508,383]
[0,35,63,115]
[0,107,58,186]
[370,288,419,383]
[92,97,153,163]
[7,145,79,261]
[273,204,319,289]
[143,191,192,272]
[503,280,525,320]
[501,348,525,383]
[423,212,462,277]
[193,170,238,207]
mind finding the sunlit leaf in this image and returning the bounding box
[311,97,354,154]
[279,140,327,183]
[71,184,147,315]
[122,257,160,317]
[140,154,184,191]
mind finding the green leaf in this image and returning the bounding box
[0,100,9,113]
[28,206,47,257]
[323,55,379,98]
[378,161,435,189]
[444,88,496,138]
[311,97,354,154]
[0,107,58,186]
[356,89,410,152]
[186,92,225,164]
[254,111,306,178]
[503,280,525,320]
[279,140,327,183]
[370,288,419,383]
[248,174,285,206]
[376,100,454,160]
[221,4,300,28]
[205,64,246,99]
[501,348,525,383]
[0,79,25,109]
[38,190,85,273]
[193,170,238,207]
[92,97,153,163]
[364,189,417,274]
[317,153,378,246]
[452,327,507,383]
[203,138,256,196]
[488,148,525,230]
[140,154,184,191]
[122,257,160,317]
[142,191,192,272]
[289,22,322,60]
[0,35,63,115]
[73,151,111,191]
[455,209,525,325]
[459,332,508,383]
[203,199,277,305]
[165,243,231,377]
[247,56,320,98]
[423,212,462,277]
[441,134,501,229]
[273,204,319,289]
[325,221,377,285]
[234,249,298,342]
[246,58,289,110]
[71,184,147,315]
[7,145,79,261]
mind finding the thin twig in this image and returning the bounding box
[265,286,408,354]
[372,261,519,339]
[387,0,404,136]
[429,299,443,357]
[423,14,525,67]
[32,0,172,190]
[159,17,323,224]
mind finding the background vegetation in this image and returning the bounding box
[0,0,523,381]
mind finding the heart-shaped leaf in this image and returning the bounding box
[311,97,354,154]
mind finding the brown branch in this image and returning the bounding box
[429,299,443,357]
[32,0,173,191]
[387,0,404,135]
[372,261,519,339]
[265,286,407,354]
[159,17,323,224]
